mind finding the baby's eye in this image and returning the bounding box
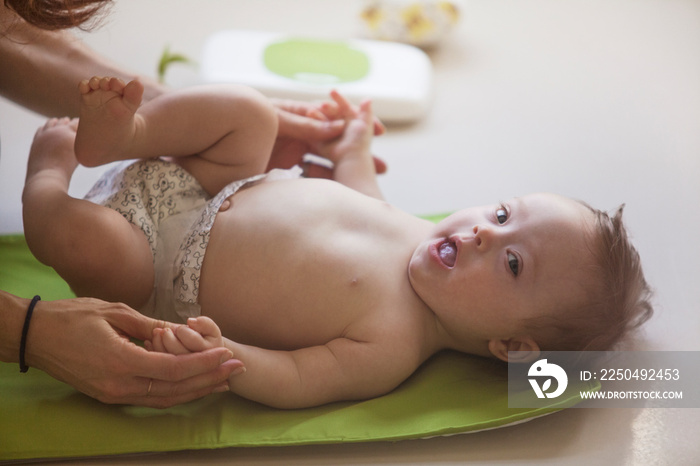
[496,204,509,224]
[507,252,520,276]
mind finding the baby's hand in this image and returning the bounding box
[306,92,385,137]
[309,91,375,166]
[149,316,224,355]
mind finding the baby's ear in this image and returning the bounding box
[488,337,541,363]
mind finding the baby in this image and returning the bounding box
[23,77,653,409]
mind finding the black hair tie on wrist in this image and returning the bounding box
[19,295,41,373]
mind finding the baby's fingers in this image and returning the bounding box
[158,327,191,355]
[358,99,374,123]
[149,328,166,353]
[329,90,357,118]
[187,316,222,339]
[176,325,215,352]
[306,101,341,122]
[306,107,329,121]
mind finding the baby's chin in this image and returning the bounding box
[406,247,422,284]
[406,240,432,288]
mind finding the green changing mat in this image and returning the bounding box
[0,234,584,462]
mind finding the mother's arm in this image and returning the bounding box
[0,5,166,117]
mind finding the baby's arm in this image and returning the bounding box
[309,91,383,200]
[151,317,412,408]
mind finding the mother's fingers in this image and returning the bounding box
[139,359,242,408]
[127,344,235,382]
[97,357,243,408]
[276,104,345,139]
[108,377,228,408]
[148,358,240,396]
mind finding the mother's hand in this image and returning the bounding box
[269,98,387,178]
[26,297,242,408]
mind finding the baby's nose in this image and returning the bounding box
[472,224,496,248]
[472,228,482,246]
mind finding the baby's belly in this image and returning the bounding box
[197,179,398,350]
[198,242,379,350]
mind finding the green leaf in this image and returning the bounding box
[157,45,194,83]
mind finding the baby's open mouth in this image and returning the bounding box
[438,239,457,268]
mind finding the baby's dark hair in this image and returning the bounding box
[523,203,653,351]
[4,0,112,31]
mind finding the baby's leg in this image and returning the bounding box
[76,77,278,195]
[23,118,154,307]
[163,84,279,195]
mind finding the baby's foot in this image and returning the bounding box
[25,118,80,187]
[74,76,144,167]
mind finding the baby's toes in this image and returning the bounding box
[88,76,104,91]
[108,77,127,94]
[78,79,92,95]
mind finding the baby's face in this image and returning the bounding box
[408,193,596,345]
